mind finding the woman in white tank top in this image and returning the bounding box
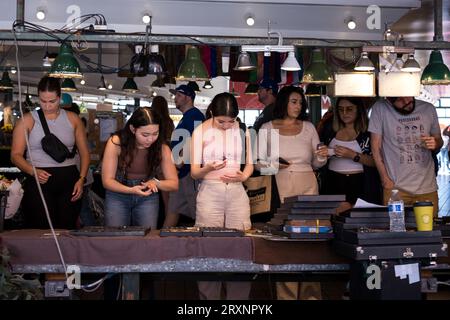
[322,97,379,204]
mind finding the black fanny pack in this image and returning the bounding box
[37,109,76,163]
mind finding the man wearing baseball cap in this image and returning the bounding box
[164,84,205,227]
[252,78,278,132]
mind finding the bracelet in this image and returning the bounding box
[79,176,86,182]
[153,177,161,187]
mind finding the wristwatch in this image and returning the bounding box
[353,153,361,162]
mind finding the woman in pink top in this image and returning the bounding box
[191,92,253,300]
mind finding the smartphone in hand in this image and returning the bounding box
[278,157,290,165]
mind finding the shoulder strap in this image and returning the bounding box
[37,109,51,136]
[239,121,247,171]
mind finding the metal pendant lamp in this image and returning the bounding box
[0,71,13,90]
[302,48,334,84]
[49,43,82,78]
[421,50,450,85]
[234,51,256,71]
[147,45,167,75]
[421,0,450,85]
[176,46,209,81]
[122,77,139,93]
[187,81,201,92]
[61,78,77,91]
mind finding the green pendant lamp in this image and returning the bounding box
[176,46,209,81]
[61,78,77,91]
[0,71,13,90]
[122,77,139,93]
[244,53,258,94]
[302,48,334,84]
[421,50,450,85]
[49,43,83,78]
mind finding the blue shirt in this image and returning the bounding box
[171,107,205,178]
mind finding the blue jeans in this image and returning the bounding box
[104,177,159,228]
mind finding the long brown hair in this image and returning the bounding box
[332,97,368,134]
[151,96,174,144]
[114,107,162,178]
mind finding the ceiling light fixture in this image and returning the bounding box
[188,81,201,92]
[48,43,82,78]
[0,71,13,90]
[122,77,139,93]
[241,23,300,71]
[36,8,46,20]
[421,50,450,85]
[203,80,213,89]
[241,29,296,55]
[98,75,107,90]
[354,52,375,71]
[302,48,334,84]
[176,46,209,81]
[142,13,151,24]
[80,79,86,85]
[61,78,77,92]
[246,16,255,26]
[281,52,301,71]
[130,16,167,76]
[234,51,256,71]
[401,54,421,73]
[347,19,356,30]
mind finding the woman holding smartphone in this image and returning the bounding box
[321,97,381,204]
[191,92,253,300]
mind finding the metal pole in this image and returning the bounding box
[433,0,443,41]
[16,0,25,31]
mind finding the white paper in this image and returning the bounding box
[394,263,420,284]
[354,198,387,209]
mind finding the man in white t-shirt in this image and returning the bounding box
[368,97,443,216]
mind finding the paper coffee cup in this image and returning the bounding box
[413,201,434,231]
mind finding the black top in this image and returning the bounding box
[252,103,275,132]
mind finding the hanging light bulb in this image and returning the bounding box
[203,80,213,89]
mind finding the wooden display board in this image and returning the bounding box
[87,110,124,164]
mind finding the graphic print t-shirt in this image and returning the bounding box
[368,99,440,194]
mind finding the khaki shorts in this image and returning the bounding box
[167,174,199,219]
